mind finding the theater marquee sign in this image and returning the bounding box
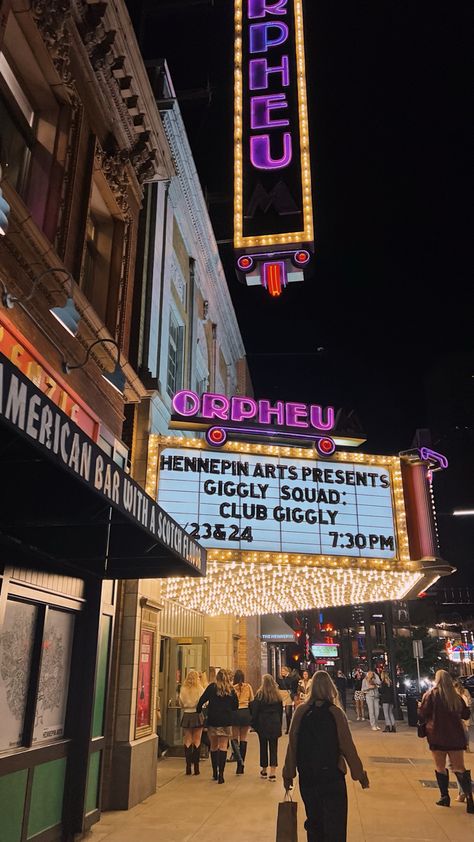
[158,448,397,557]
[146,435,453,616]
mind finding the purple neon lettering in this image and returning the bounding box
[230,396,258,422]
[285,402,309,428]
[258,400,285,425]
[249,56,290,90]
[201,393,231,421]
[249,22,289,53]
[310,405,335,431]
[251,94,289,130]
[250,133,292,169]
[248,0,288,18]
[172,390,200,416]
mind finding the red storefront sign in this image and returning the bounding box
[0,313,100,440]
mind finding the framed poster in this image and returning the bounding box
[135,625,156,738]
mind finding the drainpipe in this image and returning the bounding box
[156,180,171,392]
[211,322,217,390]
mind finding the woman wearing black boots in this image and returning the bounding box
[197,669,238,783]
[418,669,473,814]
[179,670,205,776]
[232,669,254,774]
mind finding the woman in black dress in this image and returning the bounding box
[251,673,283,782]
[197,669,238,783]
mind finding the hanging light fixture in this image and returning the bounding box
[1,266,81,337]
[62,338,126,395]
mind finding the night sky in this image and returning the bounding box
[127,1,473,584]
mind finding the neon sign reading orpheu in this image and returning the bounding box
[171,390,336,454]
[234,0,314,296]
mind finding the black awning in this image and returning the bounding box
[260,614,296,642]
[0,353,206,579]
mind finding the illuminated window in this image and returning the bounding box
[167,311,184,398]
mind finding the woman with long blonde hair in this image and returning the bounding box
[283,671,369,842]
[251,674,283,781]
[418,669,473,813]
[179,669,204,775]
[196,668,238,783]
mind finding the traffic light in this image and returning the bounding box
[0,183,10,236]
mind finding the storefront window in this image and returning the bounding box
[32,609,75,744]
[0,600,37,751]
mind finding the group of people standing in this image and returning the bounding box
[353,668,397,732]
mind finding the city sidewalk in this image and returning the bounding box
[87,720,473,842]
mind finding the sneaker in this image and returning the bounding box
[362,717,365,721]
[376,726,381,730]
[260,769,267,778]
[371,726,378,731]
[356,717,361,722]
[268,775,276,782]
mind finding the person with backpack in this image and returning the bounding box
[251,673,283,782]
[283,670,369,842]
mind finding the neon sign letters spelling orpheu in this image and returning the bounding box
[171,390,336,454]
[248,0,294,171]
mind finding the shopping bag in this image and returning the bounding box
[276,793,298,842]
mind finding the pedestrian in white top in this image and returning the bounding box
[362,670,381,730]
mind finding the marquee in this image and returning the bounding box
[145,436,453,616]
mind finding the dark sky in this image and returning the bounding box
[127,1,473,583]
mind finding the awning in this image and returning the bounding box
[0,353,206,579]
[260,614,296,642]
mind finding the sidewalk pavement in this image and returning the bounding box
[87,720,473,842]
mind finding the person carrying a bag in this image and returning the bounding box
[251,673,283,782]
[283,670,369,842]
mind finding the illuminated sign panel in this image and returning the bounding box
[311,644,339,658]
[158,448,397,557]
[234,0,313,295]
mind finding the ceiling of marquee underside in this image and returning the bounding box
[162,559,424,617]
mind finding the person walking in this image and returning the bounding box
[418,669,473,813]
[353,669,365,721]
[278,666,294,734]
[335,670,348,712]
[283,670,369,842]
[179,669,204,775]
[453,678,472,802]
[251,673,283,782]
[379,670,396,733]
[362,670,381,730]
[196,668,238,784]
[231,669,254,774]
[298,670,312,703]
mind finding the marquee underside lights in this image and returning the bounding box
[234,0,314,296]
[162,559,424,617]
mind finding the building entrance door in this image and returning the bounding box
[163,637,209,748]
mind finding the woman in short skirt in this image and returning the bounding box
[179,669,204,776]
[231,669,254,774]
[353,669,365,721]
[197,669,238,783]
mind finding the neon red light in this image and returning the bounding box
[267,263,282,297]
[209,428,225,444]
[319,438,334,454]
[295,251,307,263]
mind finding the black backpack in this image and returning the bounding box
[296,701,340,781]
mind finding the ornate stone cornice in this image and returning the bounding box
[31,0,73,88]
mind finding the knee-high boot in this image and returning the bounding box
[435,770,450,806]
[210,750,218,780]
[236,740,247,774]
[454,770,474,814]
[184,745,193,775]
[193,745,200,775]
[218,749,226,784]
